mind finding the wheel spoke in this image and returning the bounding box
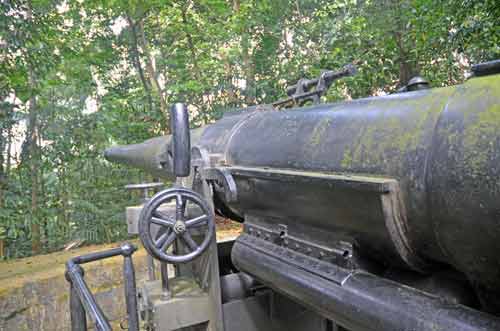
[160,232,177,251]
[151,217,174,228]
[182,232,199,251]
[175,194,185,222]
[181,198,187,218]
[155,226,171,240]
[155,231,168,247]
[185,215,208,227]
[153,210,175,223]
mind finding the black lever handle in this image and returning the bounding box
[170,103,191,177]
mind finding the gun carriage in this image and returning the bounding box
[65,60,500,331]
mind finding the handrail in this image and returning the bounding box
[65,243,139,331]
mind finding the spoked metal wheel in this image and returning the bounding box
[138,188,215,264]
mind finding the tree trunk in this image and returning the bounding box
[28,84,40,254]
[233,0,255,104]
[228,0,240,106]
[26,0,41,254]
[242,36,255,104]
[2,118,13,257]
[224,57,236,106]
[57,164,68,248]
[392,0,418,86]
[6,124,11,175]
[126,15,155,114]
[136,19,170,133]
[181,4,201,79]
[0,123,5,258]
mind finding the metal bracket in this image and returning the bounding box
[272,64,356,109]
[245,223,354,269]
[202,167,238,203]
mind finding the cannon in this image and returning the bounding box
[66,60,500,331]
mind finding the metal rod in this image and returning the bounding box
[160,262,170,299]
[72,247,124,264]
[67,268,87,331]
[173,177,182,277]
[65,243,139,331]
[232,239,500,331]
[173,238,180,277]
[66,262,112,331]
[471,59,500,77]
[147,255,156,281]
[122,243,139,331]
[272,89,325,107]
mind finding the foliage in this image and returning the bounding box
[0,0,498,259]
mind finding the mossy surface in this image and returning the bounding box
[309,117,333,147]
[0,240,143,296]
[460,76,500,178]
[339,86,456,171]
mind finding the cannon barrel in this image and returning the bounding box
[200,73,500,310]
[104,128,205,179]
[104,136,173,179]
[105,72,500,322]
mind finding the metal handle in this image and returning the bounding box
[139,188,215,264]
[170,103,191,177]
[65,243,139,331]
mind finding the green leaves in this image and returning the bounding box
[1,0,498,259]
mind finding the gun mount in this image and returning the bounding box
[70,61,500,331]
[272,64,356,108]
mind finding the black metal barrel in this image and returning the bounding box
[232,234,500,331]
[197,74,500,302]
[104,73,500,310]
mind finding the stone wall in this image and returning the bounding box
[0,241,149,331]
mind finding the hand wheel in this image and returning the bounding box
[138,188,215,264]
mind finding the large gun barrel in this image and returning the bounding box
[104,136,173,179]
[105,69,500,328]
[104,128,205,179]
[201,73,500,312]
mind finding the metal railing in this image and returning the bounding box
[65,243,139,331]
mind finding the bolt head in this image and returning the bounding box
[121,242,136,256]
[174,221,186,234]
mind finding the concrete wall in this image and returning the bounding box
[0,242,149,331]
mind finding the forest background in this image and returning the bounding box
[0,0,498,259]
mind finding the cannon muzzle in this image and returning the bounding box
[104,128,205,179]
[104,136,173,179]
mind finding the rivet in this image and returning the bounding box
[284,239,289,246]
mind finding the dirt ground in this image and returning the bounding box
[0,217,242,291]
[215,216,243,241]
